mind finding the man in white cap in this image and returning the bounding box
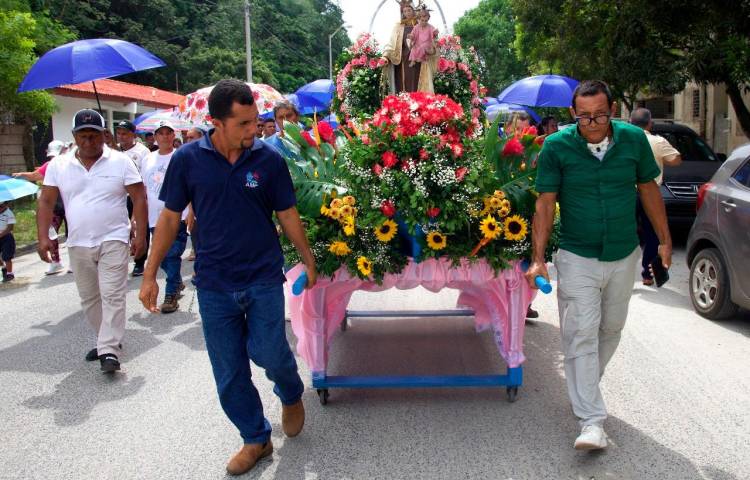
[116,119,151,277]
[36,109,147,373]
[140,120,188,313]
[14,140,69,275]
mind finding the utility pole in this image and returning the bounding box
[329,24,347,80]
[244,0,253,82]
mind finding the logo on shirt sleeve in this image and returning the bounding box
[245,171,260,188]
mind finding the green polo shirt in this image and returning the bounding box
[535,120,660,262]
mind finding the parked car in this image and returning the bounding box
[686,143,750,319]
[651,122,726,228]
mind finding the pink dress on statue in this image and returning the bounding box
[408,24,438,63]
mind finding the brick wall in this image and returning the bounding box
[0,124,27,174]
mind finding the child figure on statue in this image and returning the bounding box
[407,7,438,68]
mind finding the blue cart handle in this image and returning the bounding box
[292,271,308,296]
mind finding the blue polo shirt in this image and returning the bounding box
[159,130,296,291]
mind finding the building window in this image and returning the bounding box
[692,90,700,118]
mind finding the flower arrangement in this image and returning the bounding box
[432,35,486,126]
[280,92,559,282]
[332,33,388,119]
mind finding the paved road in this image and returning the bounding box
[1,243,748,480]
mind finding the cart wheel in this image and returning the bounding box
[317,388,330,405]
[340,319,348,332]
[506,387,518,403]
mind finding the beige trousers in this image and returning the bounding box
[554,247,639,427]
[68,241,129,357]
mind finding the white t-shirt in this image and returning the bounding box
[141,149,188,227]
[120,142,150,172]
[43,146,142,248]
[0,208,16,232]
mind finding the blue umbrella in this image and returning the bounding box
[322,114,339,128]
[294,79,334,112]
[133,110,159,126]
[285,94,323,116]
[486,103,540,123]
[0,175,40,202]
[18,38,166,111]
[497,74,579,108]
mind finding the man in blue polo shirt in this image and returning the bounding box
[138,79,317,476]
[526,80,672,451]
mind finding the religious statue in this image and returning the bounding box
[381,0,437,94]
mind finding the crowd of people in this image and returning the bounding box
[1,76,682,473]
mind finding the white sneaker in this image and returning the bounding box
[574,425,607,450]
[45,262,65,275]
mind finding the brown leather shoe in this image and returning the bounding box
[160,293,179,314]
[282,400,305,437]
[226,441,273,476]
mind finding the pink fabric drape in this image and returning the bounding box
[285,258,535,374]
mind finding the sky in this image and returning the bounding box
[336,0,482,46]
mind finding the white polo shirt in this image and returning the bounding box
[43,146,143,248]
[120,141,150,172]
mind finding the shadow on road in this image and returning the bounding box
[248,317,737,480]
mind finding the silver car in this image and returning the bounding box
[687,143,750,319]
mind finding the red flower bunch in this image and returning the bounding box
[502,137,525,157]
[372,92,464,137]
[301,131,318,148]
[317,121,335,144]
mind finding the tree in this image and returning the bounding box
[0,0,74,167]
[453,0,529,95]
[33,0,350,94]
[513,0,687,111]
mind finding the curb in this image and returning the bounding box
[16,236,67,256]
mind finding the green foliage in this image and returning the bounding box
[453,0,529,95]
[32,0,351,94]
[0,1,74,122]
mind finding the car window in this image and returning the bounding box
[732,158,750,188]
[660,132,717,162]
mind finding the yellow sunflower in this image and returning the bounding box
[328,241,351,256]
[343,195,356,206]
[480,215,502,240]
[426,231,447,250]
[320,204,331,217]
[489,197,502,209]
[503,215,528,241]
[330,198,343,209]
[357,256,372,276]
[342,216,356,236]
[374,219,398,242]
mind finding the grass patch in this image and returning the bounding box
[5,196,37,248]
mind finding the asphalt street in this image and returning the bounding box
[1,241,748,480]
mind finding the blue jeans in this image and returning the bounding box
[197,283,304,444]
[151,222,187,295]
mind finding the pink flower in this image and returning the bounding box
[361,134,370,145]
[382,151,399,168]
[372,163,383,176]
[451,144,464,158]
[455,166,468,181]
[380,200,396,218]
[419,148,429,160]
[502,137,525,157]
[369,59,378,69]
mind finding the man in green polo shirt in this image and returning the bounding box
[526,80,672,451]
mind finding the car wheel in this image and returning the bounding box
[689,248,739,320]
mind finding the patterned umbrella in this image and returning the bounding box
[173,83,284,125]
[134,109,194,132]
[0,175,39,202]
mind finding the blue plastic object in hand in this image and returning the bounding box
[292,271,308,296]
[535,275,553,294]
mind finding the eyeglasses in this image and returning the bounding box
[575,114,610,126]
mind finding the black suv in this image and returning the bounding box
[651,122,726,227]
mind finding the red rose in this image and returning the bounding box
[455,166,468,181]
[502,137,525,157]
[427,207,441,218]
[301,131,318,148]
[382,151,399,168]
[317,121,335,144]
[380,200,396,218]
[372,163,383,176]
